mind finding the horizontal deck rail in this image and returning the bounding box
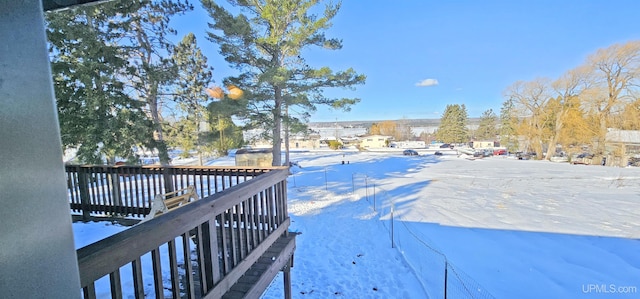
[66,165,272,219]
[76,166,294,298]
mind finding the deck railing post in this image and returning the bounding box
[283,257,292,299]
[78,167,91,221]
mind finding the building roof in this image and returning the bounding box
[606,129,640,144]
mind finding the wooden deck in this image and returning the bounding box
[71,165,295,299]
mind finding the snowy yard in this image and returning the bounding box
[74,150,640,298]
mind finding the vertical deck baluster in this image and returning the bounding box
[194,225,209,294]
[259,190,267,240]
[109,269,123,299]
[214,171,219,193]
[131,257,145,299]
[181,232,196,299]
[127,168,135,216]
[249,194,258,247]
[82,282,97,299]
[167,239,180,299]
[219,212,230,274]
[235,203,245,259]
[241,199,251,256]
[266,186,275,233]
[151,248,163,298]
[227,206,238,268]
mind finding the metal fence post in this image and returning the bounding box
[352,173,355,194]
[373,183,376,211]
[444,260,448,299]
[324,168,328,191]
[365,175,369,202]
[391,199,394,248]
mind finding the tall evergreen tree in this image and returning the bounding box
[170,32,214,164]
[46,5,154,164]
[436,104,468,144]
[475,109,498,141]
[499,98,519,152]
[109,0,193,165]
[202,0,366,166]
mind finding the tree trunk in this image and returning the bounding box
[272,86,282,166]
[284,100,290,166]
[545,110,566,160]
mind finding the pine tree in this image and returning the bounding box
[475,109,498,141]
[170,32,214,165]
[436,104,468,144]
[202,0,366,166]
[108,0,193,165]
[46,5,153,164]
[499,98,519,152]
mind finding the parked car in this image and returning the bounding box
[434,151,443,156]
[403,149,419,156]
[516,152,531,160]
[440,143,453,149]
[576,153,594,159]
[493,149,507,155]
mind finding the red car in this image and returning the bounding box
[493,149,507,155]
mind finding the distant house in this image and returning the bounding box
[604,129,640,166]
[288,134,321,150]
[235,148,273,167]
[340,136,360,148]
[360,135,392,149]
[470,141,496,149]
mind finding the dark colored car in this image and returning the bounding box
[434,151,443,156]
[403,149,419,156]
[516,152,531,160]
[440,143,453,148]
[576,153,594,159]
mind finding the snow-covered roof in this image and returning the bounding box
[605,129,640,144]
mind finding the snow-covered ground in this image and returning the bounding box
[74,150,640,298]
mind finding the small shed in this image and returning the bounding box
[235,148,273,167]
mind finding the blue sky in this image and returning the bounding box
[172,0,640,122]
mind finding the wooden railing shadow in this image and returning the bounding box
[72,166,295,299]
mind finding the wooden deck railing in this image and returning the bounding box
[66,165,269,219]
[75,166,295,298]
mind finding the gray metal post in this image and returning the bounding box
[373,183,376,211]
[324,167,328,191]
[391,200,394,248]
[444,260,448,299]
[0,1,82,297]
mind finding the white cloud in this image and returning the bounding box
[415,78,439,87]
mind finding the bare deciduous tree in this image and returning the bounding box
[582,41,640,161]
